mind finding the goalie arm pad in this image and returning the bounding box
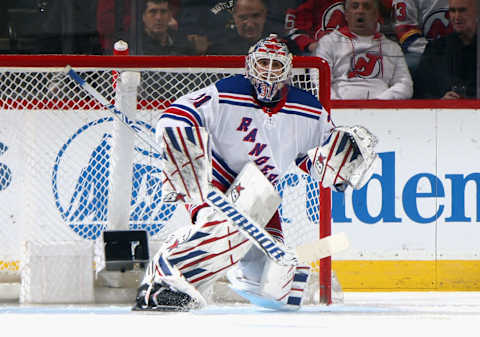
[160,126,212,203]
[307,125,379,191]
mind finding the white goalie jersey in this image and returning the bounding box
[157,74,333,190]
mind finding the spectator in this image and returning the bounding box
[177,0,292,55]
[138,0,195,55]
[414,0,477,99]
[176,1,234,55]
[208,0,269,54]
[285,0,347,55]
[314,0,413,99]
[392,0,452,73]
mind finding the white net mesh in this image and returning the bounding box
[0,56,332,303]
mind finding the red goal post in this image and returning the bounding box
[0,55,333,304]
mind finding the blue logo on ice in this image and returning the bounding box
[52,118,177,240]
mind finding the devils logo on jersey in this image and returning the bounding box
[322,3,346,33]
[348,52,383,79]
[423,9,452,40]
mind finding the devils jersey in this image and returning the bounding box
[392,0,452,54]
[157,75,332,190]
[315,26,413,99]
[285,0,346,53]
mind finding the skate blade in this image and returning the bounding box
[132,305,189,312]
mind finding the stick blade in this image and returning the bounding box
[295,232,349,264]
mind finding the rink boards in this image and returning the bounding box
[332,106,480,290]
[1,105,479,291]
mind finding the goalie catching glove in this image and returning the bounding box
[308,125,378,192]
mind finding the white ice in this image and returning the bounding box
[1,292,479,337]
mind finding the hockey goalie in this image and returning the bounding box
[134,34,378,311]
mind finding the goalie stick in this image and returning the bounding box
[207,188,348,266]
[65,67,348,266]
[65,66,163,156]
[66,67,210,203]
[209,162,348,266]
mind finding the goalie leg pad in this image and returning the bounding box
[227,246,311,311]
[284,265,310,308]
[173,207,253,290]
[137,207,254,309]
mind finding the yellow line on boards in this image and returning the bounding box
[332,260,480,291]
[0,260,20,272]
[3,259,480,291]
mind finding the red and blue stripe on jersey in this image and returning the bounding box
[161,102,203,128]
[216,75,326,120]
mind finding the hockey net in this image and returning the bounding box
[0,55,338,304]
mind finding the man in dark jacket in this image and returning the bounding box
[139,0,195,55]
[208,0,269,55]
[414,0,477,99]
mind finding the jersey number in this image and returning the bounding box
[192,94,211,108]
[393,2,407,21]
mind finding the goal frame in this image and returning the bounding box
[0,54,333,304]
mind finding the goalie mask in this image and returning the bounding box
[246,34,293,103]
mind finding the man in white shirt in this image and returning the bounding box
[315,0,413,99]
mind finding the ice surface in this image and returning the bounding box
[1,292,479,337]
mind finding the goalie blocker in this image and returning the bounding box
[160,126,211,204]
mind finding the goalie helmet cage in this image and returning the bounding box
[0,55,333,304]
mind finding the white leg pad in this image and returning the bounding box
[144,245,208,309]
[227,246,311,311]
[142,207,253,300]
